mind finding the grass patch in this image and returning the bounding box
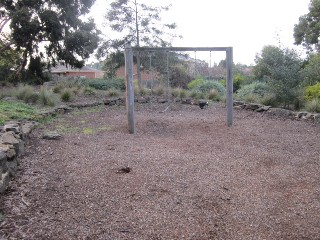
[83,127,94,135]
[305,98,320,113]
[0,101,37,125]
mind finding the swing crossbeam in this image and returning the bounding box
[125,46,233,134]
[132,47,230,52]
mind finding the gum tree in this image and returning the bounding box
[254,45,303,108]
[101,0,179,84]
[294,0,320,52]
[0,0,100,81]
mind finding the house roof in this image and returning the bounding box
[50,64,102,73]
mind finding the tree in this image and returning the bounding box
[294,0,320,52]
[254,45,303,108]
[102,0,180,85]
[300,53,320,86]
[0,0,100,81]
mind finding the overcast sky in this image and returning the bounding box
[89,0,311,65]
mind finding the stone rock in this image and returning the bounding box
[266,108,294,118]
[245,103,263,111]
[181,98,192,104]
[256,105,271,112]
[43,131,62,140]
[0,151,7,173]
[157,98,168,104]
[6,157,17,177]
[21,122,37,143]
[296,112,308,119]
[0,172,10,193]
[0,131,24,156]
[54,105,73,114]
[0,144,10,153]
[137,96,149,103]
[233,100,245,106]
[234,106,244,110]
[302,112,313,120]
[314,114,320,125]
[103,98,120,106]
[4,122,21,135]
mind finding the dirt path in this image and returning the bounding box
[1,103,320,239]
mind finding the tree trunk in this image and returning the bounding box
[134,0,141,87]
[15,49,28,80]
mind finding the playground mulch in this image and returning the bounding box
[1,102,320,239]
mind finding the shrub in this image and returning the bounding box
[236,81,271,101]
[107,88,120,97]
[88,78,125,90]
[15,84,35,101]
[305,98,320,113]
[83,87,96,96]
[138,87,150,96]
[304,82,320,100]
[187,78,205,89]
[39,87,56,106]
[196,80,226,95]
[208,89,220,101]
[179,89,187,98]
[61,89,73,102]
[152,86,165,96]
[189,90,200,99]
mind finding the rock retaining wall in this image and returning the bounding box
[233,101,320,124]
[0,121,37,193]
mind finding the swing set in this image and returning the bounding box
[125,46,234,134]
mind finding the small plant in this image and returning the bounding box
[304,82,320,101]
[83,87,96,96]
[153,86,165,96]
[15,84,35,102]
[107,88,120,97]
[179,89,187,98]
[187,78,205,90]
[39,87,56,106]
[305,98,320,113]
[83,127,94,135]
[61,89,73,102]
[138,87,150,96]
[208,89,220,101]
[171,88,181,97]
[189,90,199,99]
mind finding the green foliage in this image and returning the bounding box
[236,81,271,101]
[107,88,120,97]
[294,0,320,51]
[38,87,56,106]
[233,74,246,92]
[137,87,150,96]
[1,0,100,79]
[88,78,125,90]
[187,78,205,90]
[301,54,320,86]
[304,82,320,100]
[254,45,302,107]
[305,98,320,113]
[14,84,33,100]
[103,0,178,52]
[60,90,73,102]
[152,86,165,96]
[169,64,192,88]
[0,101,36,125]
[208,89,221,101]
[83,87,96,96]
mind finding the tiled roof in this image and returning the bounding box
[50,64,102,73]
